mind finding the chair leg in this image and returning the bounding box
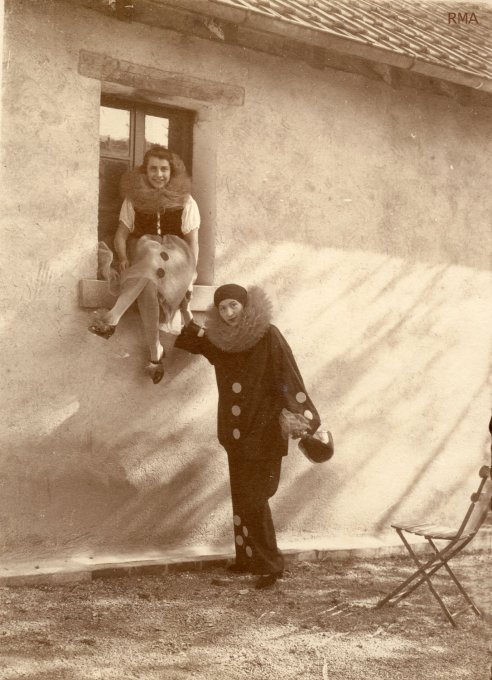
[398,532,457,626]
[427,538,481,618]
[377,531,442,609]
[377,530,456,626]
[390,536,473,604]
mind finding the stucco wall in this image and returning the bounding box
[1,0,491,565]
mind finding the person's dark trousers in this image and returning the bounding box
[227,452,284,576]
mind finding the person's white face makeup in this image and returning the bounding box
[146,157,171,189]
[218,299,244,326]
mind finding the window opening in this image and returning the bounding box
[98,96,194,251]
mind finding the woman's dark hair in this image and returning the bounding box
[141,145,186,179]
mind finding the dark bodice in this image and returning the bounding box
[132,208,184,240]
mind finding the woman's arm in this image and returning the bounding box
[174,320,218,365]
[181,196,200,279]
[183,228,199,276]
[270,326,321,437]
[114,221,130,272]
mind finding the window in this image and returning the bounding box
[98,96,195,248]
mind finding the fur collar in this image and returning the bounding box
[120,167,191,215]
[205,286,273,353]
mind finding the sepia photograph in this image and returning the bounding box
[0,0,491,677]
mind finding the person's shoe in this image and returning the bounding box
[226,563,250,574]
[255,572,283,590]
[88,310,116,340]
[88,321,116,340]
[148,358,165,385]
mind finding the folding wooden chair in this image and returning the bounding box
[376,465,491,627]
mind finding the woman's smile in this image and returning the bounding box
[146,157,171,189]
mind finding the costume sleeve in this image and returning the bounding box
[174,320,218,365]
[181,195,200,235]
[119,198,135,232]
[270,326,321,436]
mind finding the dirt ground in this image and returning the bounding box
[0,551,490,680]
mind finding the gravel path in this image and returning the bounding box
[0,551,490,679]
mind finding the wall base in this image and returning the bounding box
[2,529,490,587]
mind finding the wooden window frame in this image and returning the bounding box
[100,94,194,172]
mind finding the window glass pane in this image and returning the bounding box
[145,115,169,149]
[99,106,130,158]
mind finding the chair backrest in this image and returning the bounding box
[456,466,492,537]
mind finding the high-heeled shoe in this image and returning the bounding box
[147,356,165,384]
[88,321,116,340]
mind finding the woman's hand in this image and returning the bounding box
[118,258,129,273]
[291,428,309,440]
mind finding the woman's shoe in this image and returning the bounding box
[88,310,116,340]
[255,572,283,590]
[148,358,165,384]
[88,321,116,340]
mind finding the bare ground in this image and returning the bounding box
[0,551,490,680]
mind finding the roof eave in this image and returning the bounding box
[162,0,492,94]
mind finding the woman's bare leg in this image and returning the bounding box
[103,277,148,326]
[137,281,164,363]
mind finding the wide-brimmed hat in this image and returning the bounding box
[298,431,334,464]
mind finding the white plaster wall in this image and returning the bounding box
[1,0,491,564]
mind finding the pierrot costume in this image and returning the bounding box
[174,286,321,576]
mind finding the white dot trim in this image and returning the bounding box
[232,382,242,393]
[231,405,241,416]
[243,526,248,537]
[233,515,241,526]
[245,546,253,558]
[236,535,244,546]
[296,392,307,403]
[233,428,241,440]
[304,409,314,420]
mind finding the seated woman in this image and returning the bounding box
[89,145,199,384]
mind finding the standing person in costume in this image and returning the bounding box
[174,284,322,589]
[89,145,199,384]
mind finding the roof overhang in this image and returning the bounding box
[76,0,492,95]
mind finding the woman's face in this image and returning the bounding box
[146,156,171,189]
[218,299,244,326]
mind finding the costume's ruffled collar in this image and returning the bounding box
[120,167,191,215]
[205,286,272,353]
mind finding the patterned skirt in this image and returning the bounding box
[119,234,195,323]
